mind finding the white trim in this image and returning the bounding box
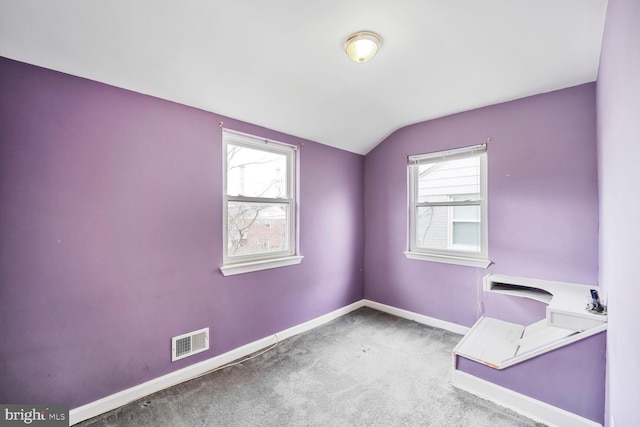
[451,370,602,427]
[69,300,365,425]
[220,255,304,276]
[277,300,365,340]
[362,299,470,335]
[222,128,300,151]
[408,143,487,165]
[404,250,491,268]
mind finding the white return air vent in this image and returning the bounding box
[171,327,209,362]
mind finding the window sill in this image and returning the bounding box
[220,255,304,276]
[403,251,491,268]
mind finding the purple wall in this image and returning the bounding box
[365,84,599,325]
[458,332,606,422]
[597,0,640,425]
[0,57,364,409]
[364,84,603,421]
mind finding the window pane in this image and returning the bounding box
[452,222,480,249]
[415,206,481,252]
[227,201,289,257]
[417,157,480,203]
[452,205,480,221]
[415,206,450,250]
[226,144,288,198]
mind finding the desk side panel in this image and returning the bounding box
[456,331,606,424]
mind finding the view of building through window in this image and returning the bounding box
[415,156,481,252]
[225,137,293,259]
[407,143,488,267]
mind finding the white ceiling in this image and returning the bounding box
[0,0,607,155]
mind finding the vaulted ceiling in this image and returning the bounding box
[0,0,607,154]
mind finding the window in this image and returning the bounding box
[405,144,490,268]
[220,130,303,276]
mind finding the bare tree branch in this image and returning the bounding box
[227,204,269,254]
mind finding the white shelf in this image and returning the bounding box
[485,283,553,304]
[484,274,607,332]
[453,274,608,370]
[454,317,524,369]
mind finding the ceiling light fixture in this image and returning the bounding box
[344,31,382,63]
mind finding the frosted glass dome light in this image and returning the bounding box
[344,31,382,63]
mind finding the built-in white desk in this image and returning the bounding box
[453,274,607,369]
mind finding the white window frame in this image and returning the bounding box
[220,129,303,276]
[404,144,490,268]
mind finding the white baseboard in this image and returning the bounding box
[362,299,470,335]
[69,300,365,425]
[276,300,365,341]
[451,370,602,427]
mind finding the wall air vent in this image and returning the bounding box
[171,327,209,362]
